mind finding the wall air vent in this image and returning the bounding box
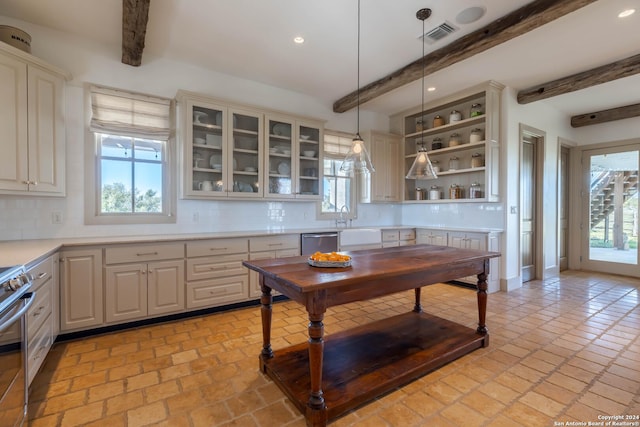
[419,21,458,44]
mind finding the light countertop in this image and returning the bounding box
[0,225,503,268]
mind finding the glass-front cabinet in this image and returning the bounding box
[265,115,322,199]
[230,108,263,197]
[177,90,322,200]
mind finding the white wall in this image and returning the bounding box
[0,17,397,241]
[499,88,579,290]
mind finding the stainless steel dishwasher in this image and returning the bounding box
[300,232,339,255]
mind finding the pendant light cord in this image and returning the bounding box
[420,14,425,149]
[356,0,361,136]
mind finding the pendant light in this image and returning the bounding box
[340,0,375,174]
[406,8,437,180]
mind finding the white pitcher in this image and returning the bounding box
[199,180,213,191]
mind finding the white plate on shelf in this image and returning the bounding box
[209,154,222,168]
[277,162,290,175]
[273,123,288,136]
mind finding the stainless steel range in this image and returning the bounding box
[0,265,34,427]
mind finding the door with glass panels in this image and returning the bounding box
[582,146,639,276]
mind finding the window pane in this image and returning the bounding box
[323,177,337,212]
[101,159,132,213]
[134,162,163,212]
[101,135,132,159]
[135,139,163,161]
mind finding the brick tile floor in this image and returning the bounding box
[28,271,640,426]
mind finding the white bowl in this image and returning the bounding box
[303,150,315,157]
[300,134,311,140]
[194,137,206,145]
[244,166,257,172]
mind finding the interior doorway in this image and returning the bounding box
[520,127,544,283]
[581,145,639,276]
[559,145,570,271]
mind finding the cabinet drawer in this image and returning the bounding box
[105,243,184,264]
[186,253,247,281]
[186,276,248,308]
[382,241,400,248]
[28,255,54,291]
[27,280,52,337]
[27,314,53,385]
[249,234,299,252]
[381,230,399,242]
[399,229,416,241]
[187,238,248,257]
[399,239,416,246]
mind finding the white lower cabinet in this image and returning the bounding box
[104,243,184,324]
[105,260,184,323]
[382,229,416,248]
[249,235,299,298]
[416,228,501,292]
[26,253,58,385]
[59,248,103,332]
[186,238,248,308]
[416,229,447,246]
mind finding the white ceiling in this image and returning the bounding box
[1,0,639,118]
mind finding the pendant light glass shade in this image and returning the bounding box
[340,133,375,174]
[405,8,437,181]
[340,0,375,174]
[406,143,437,179]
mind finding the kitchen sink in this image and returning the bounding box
[339,228,382,247]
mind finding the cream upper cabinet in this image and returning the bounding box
[0,44,67,195]
[396,81,503,203]
[264,116,323,199]
[177,90,323,200]
[360,131,402,203]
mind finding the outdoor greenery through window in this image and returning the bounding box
[98,134,164,214]
[321,131,355,218]
[86,85,174,224]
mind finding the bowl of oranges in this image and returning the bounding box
[308,251,352,268]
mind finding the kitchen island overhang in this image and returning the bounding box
[243,244,500,427]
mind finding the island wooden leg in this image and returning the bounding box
[413,288,422,313]
[476,266,489,347]
[306,312,327,426]
[260,276,274,361]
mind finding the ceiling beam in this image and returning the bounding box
[122,0,150,66]
[518,53,640,104]
[332,0,597,113]
[571,103,640,128]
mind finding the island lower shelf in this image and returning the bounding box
[259,311,488,423]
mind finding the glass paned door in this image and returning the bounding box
[266,118,294,198]
[191,104,225,194]
[229,110,262,197]
[583,147,638,275]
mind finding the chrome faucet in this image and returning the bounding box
[336,205,350,228]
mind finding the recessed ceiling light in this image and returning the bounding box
[427,87,436,92]
[618,9,635,18]
[456,6,486,24]
[293,36,305,44]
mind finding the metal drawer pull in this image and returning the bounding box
[136,251,159,256]
[208,289,227,296]
[36,272,48,279]
[209,266,227,270]
[209,247,228,251]
[268,243,283,246]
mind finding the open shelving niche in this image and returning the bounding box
[396,81,504,203]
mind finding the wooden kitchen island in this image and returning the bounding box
[242,244,500,426]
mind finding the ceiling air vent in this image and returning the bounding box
[419,21,458,44]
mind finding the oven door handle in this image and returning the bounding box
[0,292,35,334]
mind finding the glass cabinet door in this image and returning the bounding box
[229,108,263,197]
[189,102,226,195]
[265,116,294,198]
[297,123,322,198]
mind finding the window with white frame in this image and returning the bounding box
[85,85,175,224]
[320,131,356,219]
